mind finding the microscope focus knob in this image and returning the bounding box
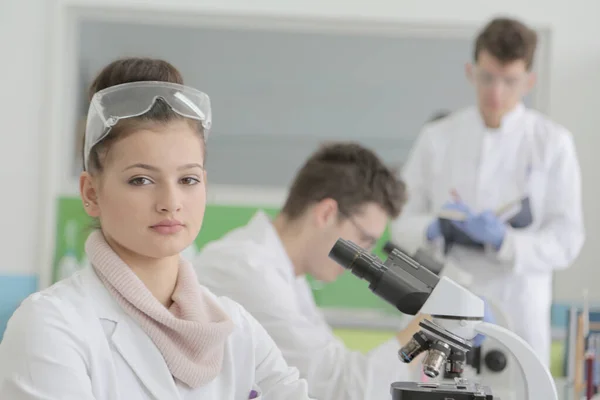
[484,350,507,373]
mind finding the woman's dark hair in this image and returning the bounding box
[84,57,205,174]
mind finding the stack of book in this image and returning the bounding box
[564,307,600,400]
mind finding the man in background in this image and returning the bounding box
[391,17,585,367]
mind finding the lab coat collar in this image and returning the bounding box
[81,267,183,400]
[248,211,298,284]
[477,102,526,133]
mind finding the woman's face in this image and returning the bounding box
[81,119,206,260]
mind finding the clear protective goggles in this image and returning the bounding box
[471,66,530,91]
[83,81,212,171]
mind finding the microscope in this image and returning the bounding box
[329,238,557,400]
[382,241,519,398]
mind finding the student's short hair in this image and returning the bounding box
[281,142,407,220]
[474,17,538,70]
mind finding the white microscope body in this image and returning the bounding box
[434,260,523,400]
[386,242,522,400]
[419,276,557,399]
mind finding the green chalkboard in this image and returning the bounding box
[53,196,395,313]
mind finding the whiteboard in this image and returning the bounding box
[73,17,550,187]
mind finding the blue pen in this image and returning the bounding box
[249,389,259,399]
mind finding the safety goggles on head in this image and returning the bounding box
[83,81,212,171]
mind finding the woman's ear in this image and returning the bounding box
[79,172,101,217]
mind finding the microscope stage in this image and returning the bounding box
[391,381,494,399]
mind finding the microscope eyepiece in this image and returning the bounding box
[382,241,398,255]
[328,239,384,283]
[328,238,439,316]
[328,239,361,270]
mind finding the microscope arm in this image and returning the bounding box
[475,321,558,400]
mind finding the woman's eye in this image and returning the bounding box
[129,177,152,186]
[180,177,201,185]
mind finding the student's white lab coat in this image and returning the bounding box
[193,212,417,400]
[0,266,314,400]
[391,104,585,367]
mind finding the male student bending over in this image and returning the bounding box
[194,142,426,400]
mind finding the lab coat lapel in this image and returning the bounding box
[446,107,484,206]
[249,211,296,283]
[253,212,319,318]
[110,317,182,400]
[446,105,528,211]
[475,105,528,210]
[82,267,182,400]
[249,211,307,313]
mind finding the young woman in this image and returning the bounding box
[0,58,313,400]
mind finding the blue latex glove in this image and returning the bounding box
[426,202,472,241]
[426,220,441,241]
[453,209,506,250]
[473,298,496,347]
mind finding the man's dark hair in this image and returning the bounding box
[281,142,407,220]
[474,17,538,70]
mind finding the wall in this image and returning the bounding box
[1,0,599,335]
[0,0,51,336]
[76,19,491,188]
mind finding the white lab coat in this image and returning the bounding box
[193,211,417,400]
[391,104,585,367]
[0,266,314,400]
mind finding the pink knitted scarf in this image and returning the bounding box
[86,230,234,388]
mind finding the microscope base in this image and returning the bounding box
[391,381,494,399]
